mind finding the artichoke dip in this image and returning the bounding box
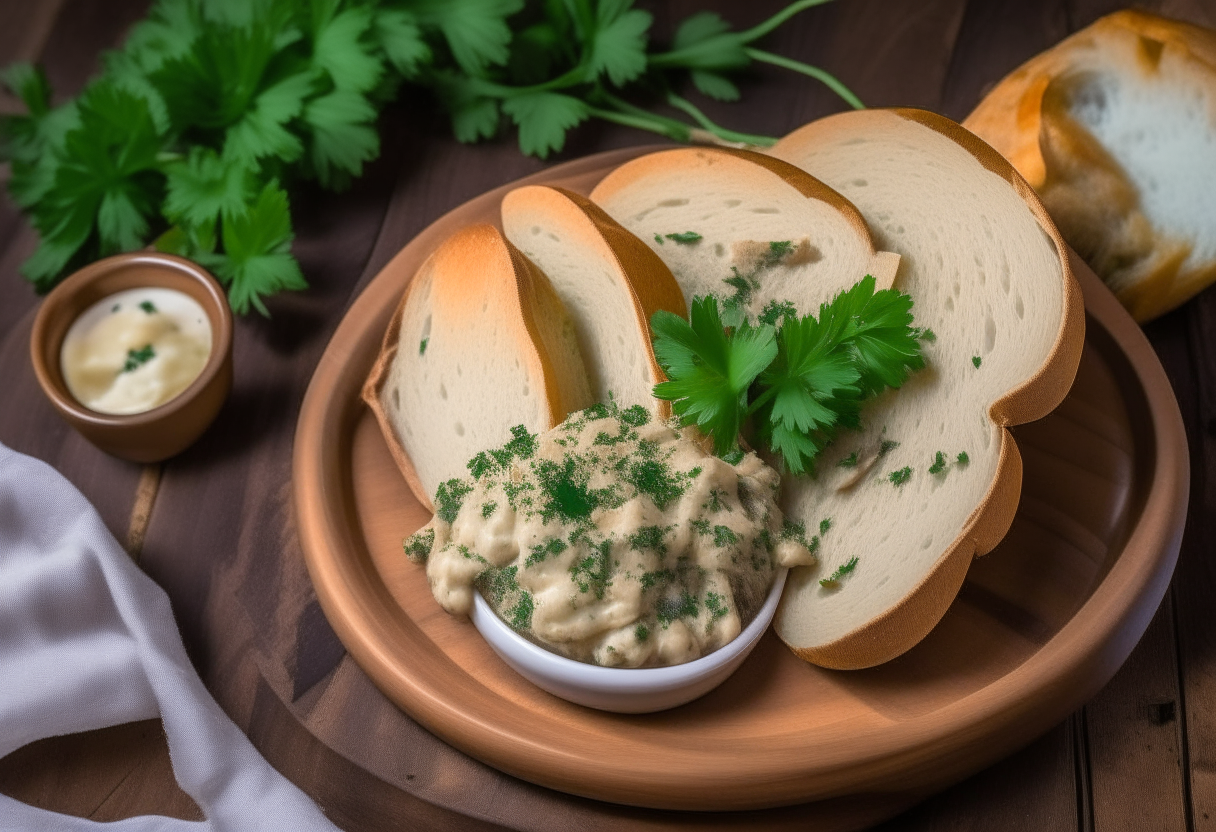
[405,402,816,668]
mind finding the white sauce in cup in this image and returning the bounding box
[60,287,212,415]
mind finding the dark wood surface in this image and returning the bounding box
[1,1,1213,829]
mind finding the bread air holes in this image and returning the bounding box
[391,386,400,410]
[984,314,996,353]
[724,199,742,208]
[439,382,448,400]
[522,384,529,397]
[1015,294,1025,319]
[455,421,465,437]
[531,225,541,235]
[658,198,689,208]
[714,243,725,258]
[851,178,867,187]
[751,207,779,214]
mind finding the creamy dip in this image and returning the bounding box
[405,403,816,668]
[60,287,212,415]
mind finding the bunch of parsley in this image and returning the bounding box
[0,0,860,314]
[651,276,926,474]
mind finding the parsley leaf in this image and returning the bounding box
[21,81,165,289]
[412,0,524,76]
[652,275,925,475]
[207,180,306,315]
[589,0,651,87]
[751,306,863,474]
[652,296,776,455]
[500,91,588,159]
[374,8,431,79]
[302,88,380,189]
[163,146,254,228]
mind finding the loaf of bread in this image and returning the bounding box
[964,10,1216,322]
[768,109,1085,668]
[501,186,686,414]
[363,223,592,509]
[588,147,899,322]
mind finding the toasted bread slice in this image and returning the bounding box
[588,147,899,322]
[501,186,686,415]
[364,223,593,509]
[768,109,1084,669]
[964,10,1216,322]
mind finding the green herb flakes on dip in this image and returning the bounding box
[404,402,815,668]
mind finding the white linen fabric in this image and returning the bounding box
[0,442,340,831]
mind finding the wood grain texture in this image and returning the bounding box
[2,0,1214,829]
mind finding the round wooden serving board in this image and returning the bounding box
[293,147,1189,813]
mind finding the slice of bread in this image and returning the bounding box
[963,10,1216,322]
[501,186,686,415]
[588,147,900,322]
[768,109,1084,669]
[364,223,593,509]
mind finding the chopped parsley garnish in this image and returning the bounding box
[536,456,601,523]
[712,525,738,547]
[481,501,497,518]
[654,233,664,245]
[972,355,982,368]
[626,458,686,510]
[139,300,157,314]
[879,439,900,456]
[928,451,947,475]
[957,451,970,465]
[665,231,702,244]
[652,276,924,474]
[570,540,612,598]
[917,327,936,341]
[819,556,859,587]
[888,466,912,486]
[705,591,730,630]
[765,240,794,261]
[618,404,650,427]
[819,518,831,535]
[627,525,667,554]
[758,299,797,326]
[434,479,472,523]
[419,338,428,355]
[122,344,156,372]
[838,452,858,468]
[508,591,535,630]
[780,518,807,546]
[403,528,434,563]
[525,537,567,567]
[656,590,698,624]
[468,424,539,480]
[635,623,650,642]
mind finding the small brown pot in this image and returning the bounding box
[30,252,233,463]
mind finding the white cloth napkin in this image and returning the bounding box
[0,442,340,831]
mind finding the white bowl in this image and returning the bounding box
[470,568,788,713]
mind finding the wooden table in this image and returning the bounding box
[1,1,1212,828]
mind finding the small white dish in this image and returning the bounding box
[470,568,788,713]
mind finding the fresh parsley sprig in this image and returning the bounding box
[652,276,925,474]
[0,0,862,312]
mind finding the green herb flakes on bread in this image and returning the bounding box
[768,109,1084,669]
[589,147,900,325]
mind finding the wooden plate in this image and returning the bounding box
[293,147,1189,813]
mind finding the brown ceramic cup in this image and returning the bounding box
[30,252,233,463]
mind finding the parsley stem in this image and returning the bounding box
[744,48,865,109]
[462,64,588,99]
[664,93,777,147]
[587,107,690,143]
[737,0,837,44]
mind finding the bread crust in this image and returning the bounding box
[771,108,1084,668]
[963,10,1216,321]
[590,146,901,294]
[501,186,686,418]
[363,224,590,510]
